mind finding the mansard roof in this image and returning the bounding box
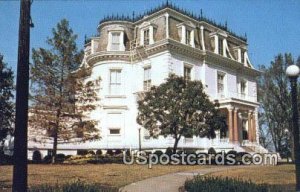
[99,1,247,42]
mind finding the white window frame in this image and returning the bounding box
[239,79,247,99]
[109,128,121,135]
[139,22,156,46]
[107,29,125,51]
[177,22,195,47]
[217,72,226,97]
[143,66,151,91]
[184,64,192,81]
[109,69,122,95]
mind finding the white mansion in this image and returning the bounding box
[27,3,267,158]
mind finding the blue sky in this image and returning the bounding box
[0,0,299,73]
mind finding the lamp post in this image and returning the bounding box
[286,64,300,191]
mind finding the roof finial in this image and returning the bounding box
[200,9,203,18]
[132,11,135,20]
[166,0,169,6]
[225,21,227,29]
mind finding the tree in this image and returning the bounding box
[30,19,100,163]
[258,53,297,159]
[137,74,227,153]
[0,54,14,145]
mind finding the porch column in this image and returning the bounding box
[233,108,239,143]
[252,111,257,142]
[248,111,252,141]
[228,108,234,142]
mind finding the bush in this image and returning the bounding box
[0,154,13,165]
[43,155,52,164]
[106,149,114,156]
[96,150,102,156]
[77,150,89,156]
[32,151,42,163]
[153,150,163,157]
[207,147,216,155]
[165,148,173,156]
[29,180,118,192]
[55,154,66,163]
[88,151,96,155]
[184,176,279,192]
[115,149,122,155]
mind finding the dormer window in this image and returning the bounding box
[111,32,121,51]
[218,38,223,56]
[107,28,125,51]
[185,29,191,45]
[143,29,150,45]
[139,22,157,46]
[177,21,195,47]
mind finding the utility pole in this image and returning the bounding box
[12,0,32,191]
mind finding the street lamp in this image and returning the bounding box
[286,64,300,191]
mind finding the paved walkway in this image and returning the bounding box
[120,166,250,192]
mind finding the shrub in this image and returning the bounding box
[55,154,66,163]
[32,151,42,163]
[96,150,102,156]
[88,151,96,155]
[115,149,122,155]
[0,154,13,165]
[207,147,216,155]
[153,150,163,157]
[43,155,52,164]
[184,176,279,192]
[29,180,118,192]
[106,149,114,156]
[77,150,89,156]
[165,148,173,156]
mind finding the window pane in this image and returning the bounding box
[217,73,224,94]
[109,129,120,135]
[186,29,191,45]
[144,29,150,45]
[110,70,121,94]
[112,33,120,43]
[184,66,191,80]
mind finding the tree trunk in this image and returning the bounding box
[51,110,60,164]
[290,135,295,163]
[173,136,181,154]
[51,130,58,164]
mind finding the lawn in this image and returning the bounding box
[0,164,203,191]
[209,164,295,191]
[0,164,296,191]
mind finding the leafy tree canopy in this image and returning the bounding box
[137,74,227,153]
[0,54,14,141]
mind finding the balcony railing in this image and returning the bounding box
[217,91,257,102]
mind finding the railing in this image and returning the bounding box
[218,91,257,102]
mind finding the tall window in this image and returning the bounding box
[107,113,121,135]
[217,72,225,97]
[110,69,121,95]
[111,32,120,51]
[185,29,191,45]
[242,119,248,140]
[143,29,150,45]
[143,67,151,91]
[240,80,246,98]
[241,51,245,63]
[218,38,223,55]
[184,66,191,81]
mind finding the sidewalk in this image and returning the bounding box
[120,166,249,192]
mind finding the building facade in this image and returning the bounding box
[28,4,267,158]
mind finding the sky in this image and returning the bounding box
[0,0,300,74]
